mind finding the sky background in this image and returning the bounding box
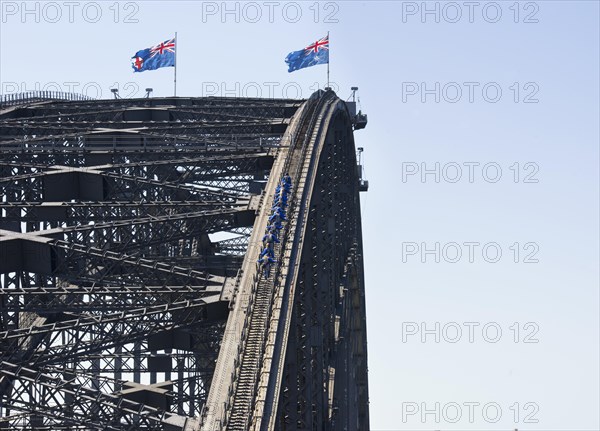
[1,1,599,429]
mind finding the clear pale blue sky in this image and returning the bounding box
[1,1,599,429]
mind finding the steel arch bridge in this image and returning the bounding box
[0,90,370,430]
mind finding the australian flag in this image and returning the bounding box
[285,35,329,73]
[132,38,176,73]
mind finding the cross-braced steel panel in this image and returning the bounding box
[0,96,301,430]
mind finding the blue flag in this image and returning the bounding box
[285,35,329,73]
[132,38,175,73]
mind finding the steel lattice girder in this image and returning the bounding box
[0,96,302,430]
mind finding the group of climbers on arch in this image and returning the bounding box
[257,173,292,278]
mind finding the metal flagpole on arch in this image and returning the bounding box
[174,32,177,96]
[327,31,330,89]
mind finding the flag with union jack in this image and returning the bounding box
[285,34,329,73]
[131,37,176,73]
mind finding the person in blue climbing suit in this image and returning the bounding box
[267,222,282,231]
[267,222,282,232]
[276,183,290,194]
[258,254,276,278]
[273,204,286,216]
[283,173,292,187]
[274,188,288,203]
[260,246,275,258]
[281,182,291,194]
[273,199,287,212]
[281,175,292,189]
[269,209,286,225]
[262,231,279,250]
[273,192,288,208]
[270,213,284,225]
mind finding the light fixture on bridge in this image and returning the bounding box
[145,88,153,98]
[357,147,369,192]
[110,88,120,99]
[346,87,367,130]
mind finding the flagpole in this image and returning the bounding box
[326,31,330,89]
[174,32,177,97]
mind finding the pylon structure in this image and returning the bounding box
[0,90,369,430]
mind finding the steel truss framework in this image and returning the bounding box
[0,92,369,430]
